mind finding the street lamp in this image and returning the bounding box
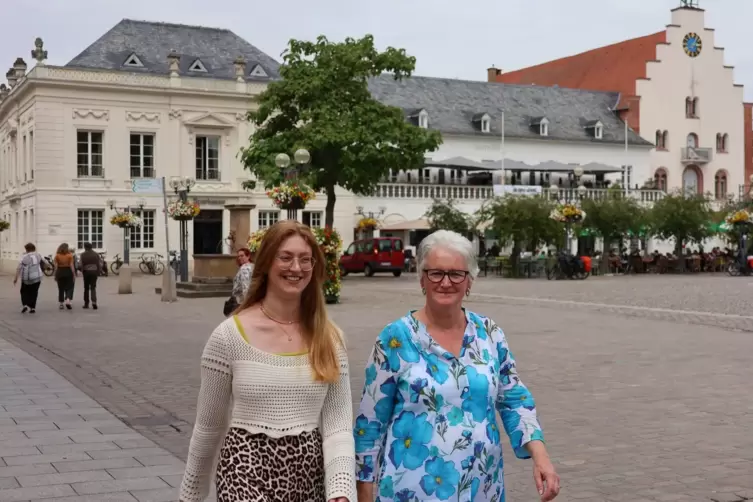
[107,198,144,265]
[169,176,195,282]
[276,148,311,220]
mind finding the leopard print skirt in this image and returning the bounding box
[215,427,326,502]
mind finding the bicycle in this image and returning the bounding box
[727,256,751,277]
[547,252,589,280]
[110,253,123,275]
[41,254,55,277]
[138,253,165,276]
[98,251,109,277]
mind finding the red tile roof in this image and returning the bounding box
[494,31,667,133]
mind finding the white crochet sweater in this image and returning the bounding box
[179,318,356,502]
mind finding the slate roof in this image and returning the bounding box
[66,19,280,80]
[368,74,652,146]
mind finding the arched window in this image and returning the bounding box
[662,130,669,149]
[686,133,699,149]
[655,130,662,148]
[682,165,703,195]
[692,97,699,117]
[714,170,728,200]
[716,133,722,151]
[686,97,699,118]
[654,168,668,191]
[722,133,729,152]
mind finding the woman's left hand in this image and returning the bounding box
[533,454,560,501]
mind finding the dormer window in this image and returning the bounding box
[418,110,429,129]
[585,120,604,140]
[249,64,268,78]
[188,59,207,72]
[123,53,144,68]
[530,117,549,137]
[472,113,491,133]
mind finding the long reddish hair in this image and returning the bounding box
[237,220,341,382]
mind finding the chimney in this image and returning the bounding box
[487,66,502,82]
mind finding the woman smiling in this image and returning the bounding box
[354,230,559,502]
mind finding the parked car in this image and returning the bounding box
[339,237,405,277]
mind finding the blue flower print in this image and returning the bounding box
[424,353,450,384]
[461,366,490,422]
[379,475,394,498]
[378,326,420,371]
[471,477,481,500]
[485,407,500,444]
[354,415,382,453]
[357,455,374,480]
[409,378,428,403]
[375,377,404,424]
[420,457,460,500]
[395,488,417,502]
[365,364,377,386]
[389,411,433,469]
[447,406,464,426]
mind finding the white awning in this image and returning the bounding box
[380,218,431,231]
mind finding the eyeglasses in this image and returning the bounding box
[277,255,315,271]
[423,269,470,284]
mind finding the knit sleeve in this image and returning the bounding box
[180,328,233,502]
[321,343,357,501]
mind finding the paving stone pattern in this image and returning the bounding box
[0,273,751,501]
[0,337,214,501]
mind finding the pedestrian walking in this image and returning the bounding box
[79,242,101,309]
[180,220,356,502]
[223,247,253,316]
[53,243,76,310]
[354,230,560,502]
[13,243,43,313]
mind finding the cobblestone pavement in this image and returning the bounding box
[0,337,214,502]
[0,273,751,502]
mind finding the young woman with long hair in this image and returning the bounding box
[53,242,76,310]
[180,220,355,502]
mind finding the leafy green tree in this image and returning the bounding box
[581,191,647,273]
[488,196,560,275]
[424,199,472,237]
[239,35,442,227]
[647,191,713,270]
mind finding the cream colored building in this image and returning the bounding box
[1,19,662,271]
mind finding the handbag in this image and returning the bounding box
[223,297,238,317]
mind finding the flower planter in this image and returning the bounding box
[117,222,136,229]
[325,295,339,305]
[172,215,195,222]
[280,197,306,211]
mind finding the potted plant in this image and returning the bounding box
[110,211,143,229]
[167,199,201,221]
[267,182,316,210]
[0,220,9,232]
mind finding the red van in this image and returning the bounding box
[339,237,405,277]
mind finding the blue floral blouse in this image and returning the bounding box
[354,310,544,502]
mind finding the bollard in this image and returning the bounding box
[118,264,133,294]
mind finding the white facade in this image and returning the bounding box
[638,7,745,199]
[0,63,658,271]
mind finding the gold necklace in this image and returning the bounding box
[260,303,298,342]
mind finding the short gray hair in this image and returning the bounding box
[416,230,479,280]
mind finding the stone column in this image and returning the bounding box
[225,202,256,253]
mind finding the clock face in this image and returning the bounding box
[683,32,702,58]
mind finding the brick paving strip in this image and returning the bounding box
[0,338,209,502]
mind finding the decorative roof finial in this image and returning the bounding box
[167,49,180,77]
[234,56,247,83]
[31,38,48,65]
[13,58,28,80]
[6,68,17,88]
[680,0,699,8]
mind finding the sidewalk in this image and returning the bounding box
[0,338,191,502]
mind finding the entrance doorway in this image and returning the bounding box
[193,209,223,254]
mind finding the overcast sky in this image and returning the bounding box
[2,0,752,99]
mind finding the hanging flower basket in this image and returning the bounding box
[167,199,201,221]
[549,204,586,223]
[357,217,379,231]
[0,220,9,232]
[268,182,316,210]
[725,209,753,229]
[110,211,143,229]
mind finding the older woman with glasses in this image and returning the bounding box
[354,230,559,502]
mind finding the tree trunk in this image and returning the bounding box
[510,242,521,278]
[675,238,684,272]
[325,183,336,229]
